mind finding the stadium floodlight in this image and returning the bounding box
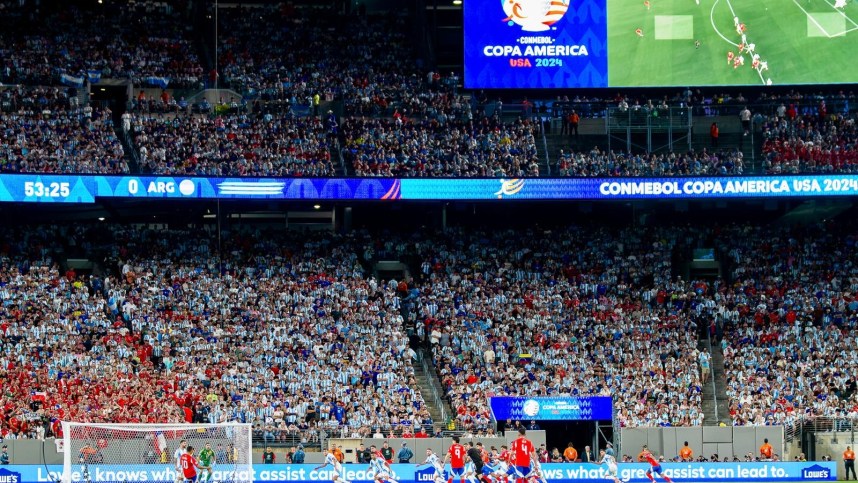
[61,422,253,483]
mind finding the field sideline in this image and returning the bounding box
[607,0,858,86]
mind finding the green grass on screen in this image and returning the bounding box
[607,0,858,86]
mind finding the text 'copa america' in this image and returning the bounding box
[599,179,806,196]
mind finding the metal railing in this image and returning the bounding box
[420,349,450,424]
[705,331,719,424]
[540,117,551,176]
[784,417,858,444]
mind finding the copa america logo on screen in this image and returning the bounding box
[502,0,570,32]
[522,399,541,417]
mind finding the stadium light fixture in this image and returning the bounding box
[313,204,321,210]
[453,0,462,4]
[98,217,105,221]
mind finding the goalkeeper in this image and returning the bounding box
[198,443,216,483]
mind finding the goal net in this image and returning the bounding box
[61,422,253,483]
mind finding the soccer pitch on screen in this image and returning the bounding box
[608,0,858,86]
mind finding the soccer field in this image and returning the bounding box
[607,0,858,86]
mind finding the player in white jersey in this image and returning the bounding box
[174,440,189,483]
[314,449,351,483]
[525,461,548,483]
[370,452,399,483]
[483,457,512,483]
[423,449,446,483]
[463,461,481,483]
[834,0,847,9]
[596,449,628,483]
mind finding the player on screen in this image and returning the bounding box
[180,446,202,483]
[315,448,351,483]
[445,436,468,483]
[198,443,215,483]
[638,448,672,483]
[835,0,847,8]
[174,440,189,483]
[643,1,651,10]
[371,452,400,483]
[594,449,627,483]
[635,28,644,37]
[510,428,536,483]
[727,51,735,65]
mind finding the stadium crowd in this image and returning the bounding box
[216,4,459,118]
[761,111,858,173]
[0,1,202,88]
[416,226,704,428]
[713,222,858,426]
[556,148,746,177]
[0,220,857,440]
[130,112,336,176]
[0,87,127,174]
[341,117,539,177]
[0,226,430,441]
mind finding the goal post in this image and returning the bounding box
[61,422,253,483]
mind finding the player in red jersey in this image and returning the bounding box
[444,436,467,483]
[638,447,672,483]
[510,428,536,483]
[179,446,201,483]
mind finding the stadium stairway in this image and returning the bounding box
[699,339,731,426]
[413,351,454,430]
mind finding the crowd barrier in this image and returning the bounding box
[0,462,838,483]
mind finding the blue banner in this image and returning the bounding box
[144,76,170,88]
[87,70,102,84]
[464,0,608,88]
[60,74,84,88]
[490,396,613,421]
[0,174,857,203]
[0,462,838,483]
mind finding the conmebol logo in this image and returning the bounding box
[801,464,831,480]
[217,182,285,196]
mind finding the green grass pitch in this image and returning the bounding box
[607,0,858,86]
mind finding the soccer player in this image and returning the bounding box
[424,449,447,483]
[594,449,627,483]
[639,448,672,483]
[635,28,644,37]
[510,429,536,483]
[644,1,651,10]
[198,443,215,483]
[315,448,351,483]
[694,40,700,49]
[180,446,201,483]
[835,0,847,8]
[445,436,467,483]
[727,51,735,65]
[370,452,399,483]
[174,440,189,483]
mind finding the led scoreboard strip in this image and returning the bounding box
[1,174,858,203]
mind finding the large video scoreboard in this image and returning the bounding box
[464,0,858,88]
